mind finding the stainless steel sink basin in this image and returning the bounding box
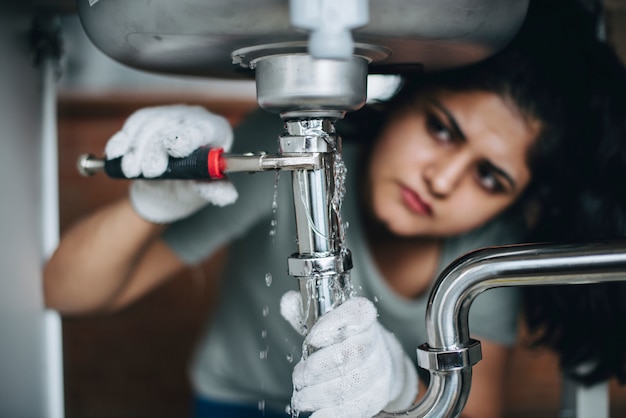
[77,0,529,79]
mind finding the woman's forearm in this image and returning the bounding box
[43,197,167,315]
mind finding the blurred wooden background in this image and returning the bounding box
[56,2,626,417]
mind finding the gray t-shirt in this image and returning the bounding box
[162,110,525,411]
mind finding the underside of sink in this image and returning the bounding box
[77,0,529,79]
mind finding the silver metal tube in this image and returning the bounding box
[377,240,626,418]
[292,168,333,254]
[224,153,322,173]
[282,118,353,331]
[284,119,338,256]
[426,241,626,349]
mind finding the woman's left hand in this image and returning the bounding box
[280,291,418,418]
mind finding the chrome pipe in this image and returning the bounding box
[377,240,626,418]
[282,118,353,331]
[282,119,339,256]
[224,153,323,173]
[292,167,334,254]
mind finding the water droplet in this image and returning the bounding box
[301,341,310,361]
[260,347,269,359]
[262,306,270,317]
[258,400,265,412]
[265,273,273,287]
[271,172,280,211]
[269,172,280,238]
[261,329,267,339]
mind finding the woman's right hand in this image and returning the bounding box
[105,104,238,224]
[44,105,243,314]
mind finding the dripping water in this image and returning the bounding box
[269,171,281,238]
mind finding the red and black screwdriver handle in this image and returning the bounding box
[78,147,227,179]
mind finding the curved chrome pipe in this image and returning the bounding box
[377,240,626,418]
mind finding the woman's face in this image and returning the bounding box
[367,89,541,238]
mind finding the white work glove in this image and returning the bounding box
[105,104,238,223]
[280,291,418,418]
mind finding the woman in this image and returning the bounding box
[44,0,626,416]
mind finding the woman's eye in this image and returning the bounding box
[426,114,452,143]
[476,163,505,193]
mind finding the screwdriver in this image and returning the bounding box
[77,148,324,179]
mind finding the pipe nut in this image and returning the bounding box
[416,338,482,372]
[288,251,353,277]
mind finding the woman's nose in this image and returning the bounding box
[423,152,470,197]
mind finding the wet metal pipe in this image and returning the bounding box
[377,240,626,418]
[282,118,354,332]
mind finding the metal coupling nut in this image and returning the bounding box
[416,338,482,372]
[288,250,353,277]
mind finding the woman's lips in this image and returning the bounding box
[401,186,433,216]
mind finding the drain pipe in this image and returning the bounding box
[376,240,626,418]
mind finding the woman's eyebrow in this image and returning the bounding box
[430,98,517,192]
[431,99,466,143]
